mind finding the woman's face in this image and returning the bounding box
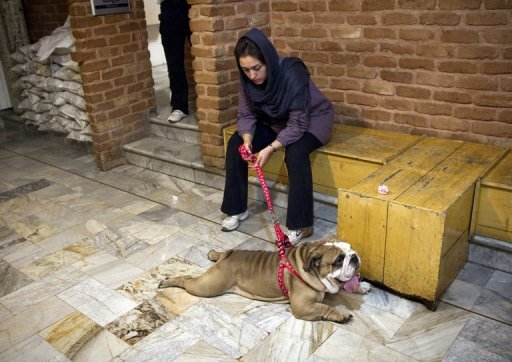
[239,55,267,85]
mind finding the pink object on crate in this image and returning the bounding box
[378,184,389,195]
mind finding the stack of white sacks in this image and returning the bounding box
[10,18,91,142]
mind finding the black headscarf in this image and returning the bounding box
[238,28,310,120]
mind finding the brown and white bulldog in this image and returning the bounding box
[159,236,370,323]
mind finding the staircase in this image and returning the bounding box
[122,113,339,223]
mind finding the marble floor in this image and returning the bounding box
[0,124,511,361]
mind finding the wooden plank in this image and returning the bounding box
[441,186,475,257]
[350,137,463,199]
[482,151,512,190]
[475,186,512,242]
[338,191,387,281]
[384,203,445,301]
[321,125,421,163]
[396,142,507,212]
[437,229,469,298]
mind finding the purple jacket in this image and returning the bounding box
[237,79,335,146]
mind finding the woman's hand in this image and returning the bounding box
[255,145,273,168]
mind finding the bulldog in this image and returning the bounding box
[159,236,370,323]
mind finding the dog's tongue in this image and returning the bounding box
[343,275,360,293]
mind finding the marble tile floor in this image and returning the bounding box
[0,126,511,362]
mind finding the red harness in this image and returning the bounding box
[238,145,304,297]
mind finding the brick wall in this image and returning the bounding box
[189,0,270,168]
[68,0,155,170]
[23,0,69,42]
[269,0,512,147]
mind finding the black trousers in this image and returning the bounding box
[221,123,322,229]
[159,6,190,114]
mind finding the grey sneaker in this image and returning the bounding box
[221,210,249,231]
[168,110,187,123]
[287,226,314,245]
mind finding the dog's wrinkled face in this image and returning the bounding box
[303,239,361,293]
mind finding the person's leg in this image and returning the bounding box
[160,20,189,114]
[221,123,277,216]
[284,132,322,230]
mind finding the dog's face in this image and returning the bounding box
[302,238,361,293]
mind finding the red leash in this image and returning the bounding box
[238,145,304,297]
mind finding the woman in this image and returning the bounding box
[221,28,335,245]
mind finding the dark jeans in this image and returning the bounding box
[159,5,190,114]
[221,123,322,229]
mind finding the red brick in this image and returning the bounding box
[396,85,431,99]
[501,78,512,92]
[441,30,480,43]
[501,47,512,59]
[364,28,396,39]
[421,12,461,26]
[439,0,482,9]
[415,101,452,115]
[458,46,500,59]
[299,0,328,11]
[483,29,512,43]
[380,98,414,111]
[430,117,470,132]
[438,61,478,74]
[466,12,508,25]
[363,55,397,68]
[394,112,429,127]
[331,77,362,90]
[454,75,498,90]
[399,29,434,41]
[347,14,377,25]
[380,70,414,83]
[472,121,512,137]
[362,0,395,11]
[399,58,435,70]
[479,62,512,74]
[331,28,363,39]
[331,53,360,66]
[380,42,415,55]
[363,80,394,95]
[346,92,379,106]
[272,1,299,11]
[383,13,418,25]
[486,0,512,9]
[301,28,329,38]
[317,65,346,77]
[417,71,455,88]
[347,68,378,79]
[398,0,436,10]
[454,106,497,120]
[433,90,472,104]
[329,0,361,11]
[416,44,456,57]
[475,94,512,108]
[362,109,392,122]
[346,41,377,52]
[497,109,512,123]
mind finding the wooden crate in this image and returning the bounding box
[472,151,512,243]
[383,142,507,307]
[338,140,507,308]
[338,137,464,282]
[224,124,421,196]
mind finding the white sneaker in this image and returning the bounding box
[287,226,314,245]
[221,210,249,231]
[168,110,187,123]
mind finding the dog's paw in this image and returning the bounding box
[357,281,371,294]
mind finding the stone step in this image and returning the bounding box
[469,235,512,274]
[123,135,338,223]
[149,114,200,144]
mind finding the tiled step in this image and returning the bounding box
[149,114,200,144]
[123,135,338,223]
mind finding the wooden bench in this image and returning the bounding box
[338,138,507,308]
[472,151,512,243]
[223,124,421,196]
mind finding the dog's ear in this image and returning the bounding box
[303,246,322,272]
